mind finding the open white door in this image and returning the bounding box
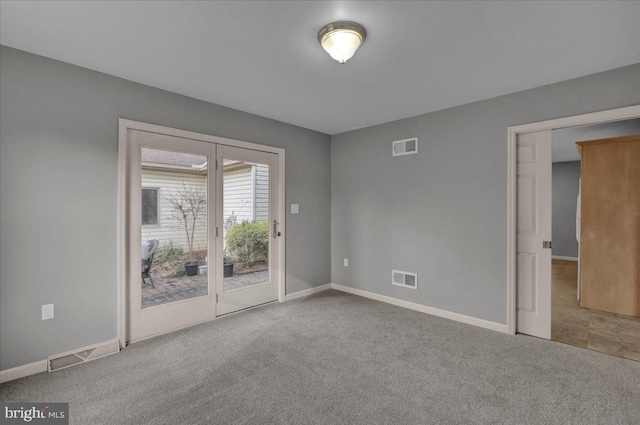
[516,130,552,339]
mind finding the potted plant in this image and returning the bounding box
[222,246,234,277]
[223,256,234,278]
[167,181,206,277]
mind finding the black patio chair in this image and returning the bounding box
[142,239,159,288]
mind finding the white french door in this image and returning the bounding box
[126,129,283,342]
[127,130,216,341]
[516,130,552,339]
[216,145,281,316]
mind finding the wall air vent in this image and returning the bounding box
[392,270,418,289]
[48,339,120,372]
[392,137,418,157]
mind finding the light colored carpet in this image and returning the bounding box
[1,290,639,424]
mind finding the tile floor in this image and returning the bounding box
[552,259,640,361]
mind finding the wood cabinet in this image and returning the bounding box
[576,134,640,317]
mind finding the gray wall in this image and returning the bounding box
[331,63,640,324]
[552,161,581,258]
[0,46,331,370]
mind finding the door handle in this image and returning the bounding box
[273,220,280,238]
[543,241,552,249]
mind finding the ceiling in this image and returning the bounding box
[1,1,639,135]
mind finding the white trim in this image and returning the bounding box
[277,151,286,303]
[284,284,332,301]
[552,255,578,262]
[128,315,219,345]
[330,283,509,334]
[286,282,509,333]
[0,360,48,384]
[250,164,257,221]
[119,119,286,155]
[128,300,280,345]
[509,105,640,136]
[506,105,640,335]
[4,282,511,382]
[117,119,286,345]
[506,126,517,335]
[0,338,121,383]
[117,121,128,348]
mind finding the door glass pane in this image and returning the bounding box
[140,148,208,308]
[223,159,270,291]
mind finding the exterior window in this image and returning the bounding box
[142,188,159,225]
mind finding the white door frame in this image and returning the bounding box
[117,119,286,347]
[506,105,640,335]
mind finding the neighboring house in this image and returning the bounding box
[223,160,270,230]
[141,151,269,252]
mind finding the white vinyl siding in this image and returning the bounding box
[223,165,254,228]
[141,162,266,251]
[254,164,269,222]
[141,168,208,252]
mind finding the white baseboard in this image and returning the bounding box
[552,255,578,261]
[5,284,508,383]
[329,283,509,334]
[0,359,48,384]
[1,338,120,384]
[285,284,332,301]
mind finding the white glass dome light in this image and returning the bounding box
[318,21,366,64]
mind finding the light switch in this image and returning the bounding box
[291,204,299,214]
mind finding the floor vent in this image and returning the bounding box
[48,339,120,372]
[392,137,418,157]
[392,270,418,289]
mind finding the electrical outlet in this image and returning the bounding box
[291,204,299,214]
[344,258,349,267]
[42,304,54,321]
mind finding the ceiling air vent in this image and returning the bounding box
[392,137,418,157]
[392,270,418,290]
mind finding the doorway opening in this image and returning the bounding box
[550,120,640,361]
[507,105,640,344]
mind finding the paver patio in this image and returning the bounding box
[141,270,269,308]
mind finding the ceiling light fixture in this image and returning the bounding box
[317,21,366,64]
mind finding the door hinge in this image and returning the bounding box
[216,160,219,171]
[543,241,552,249]
[216,227,219,237]
[216,293,218,303]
